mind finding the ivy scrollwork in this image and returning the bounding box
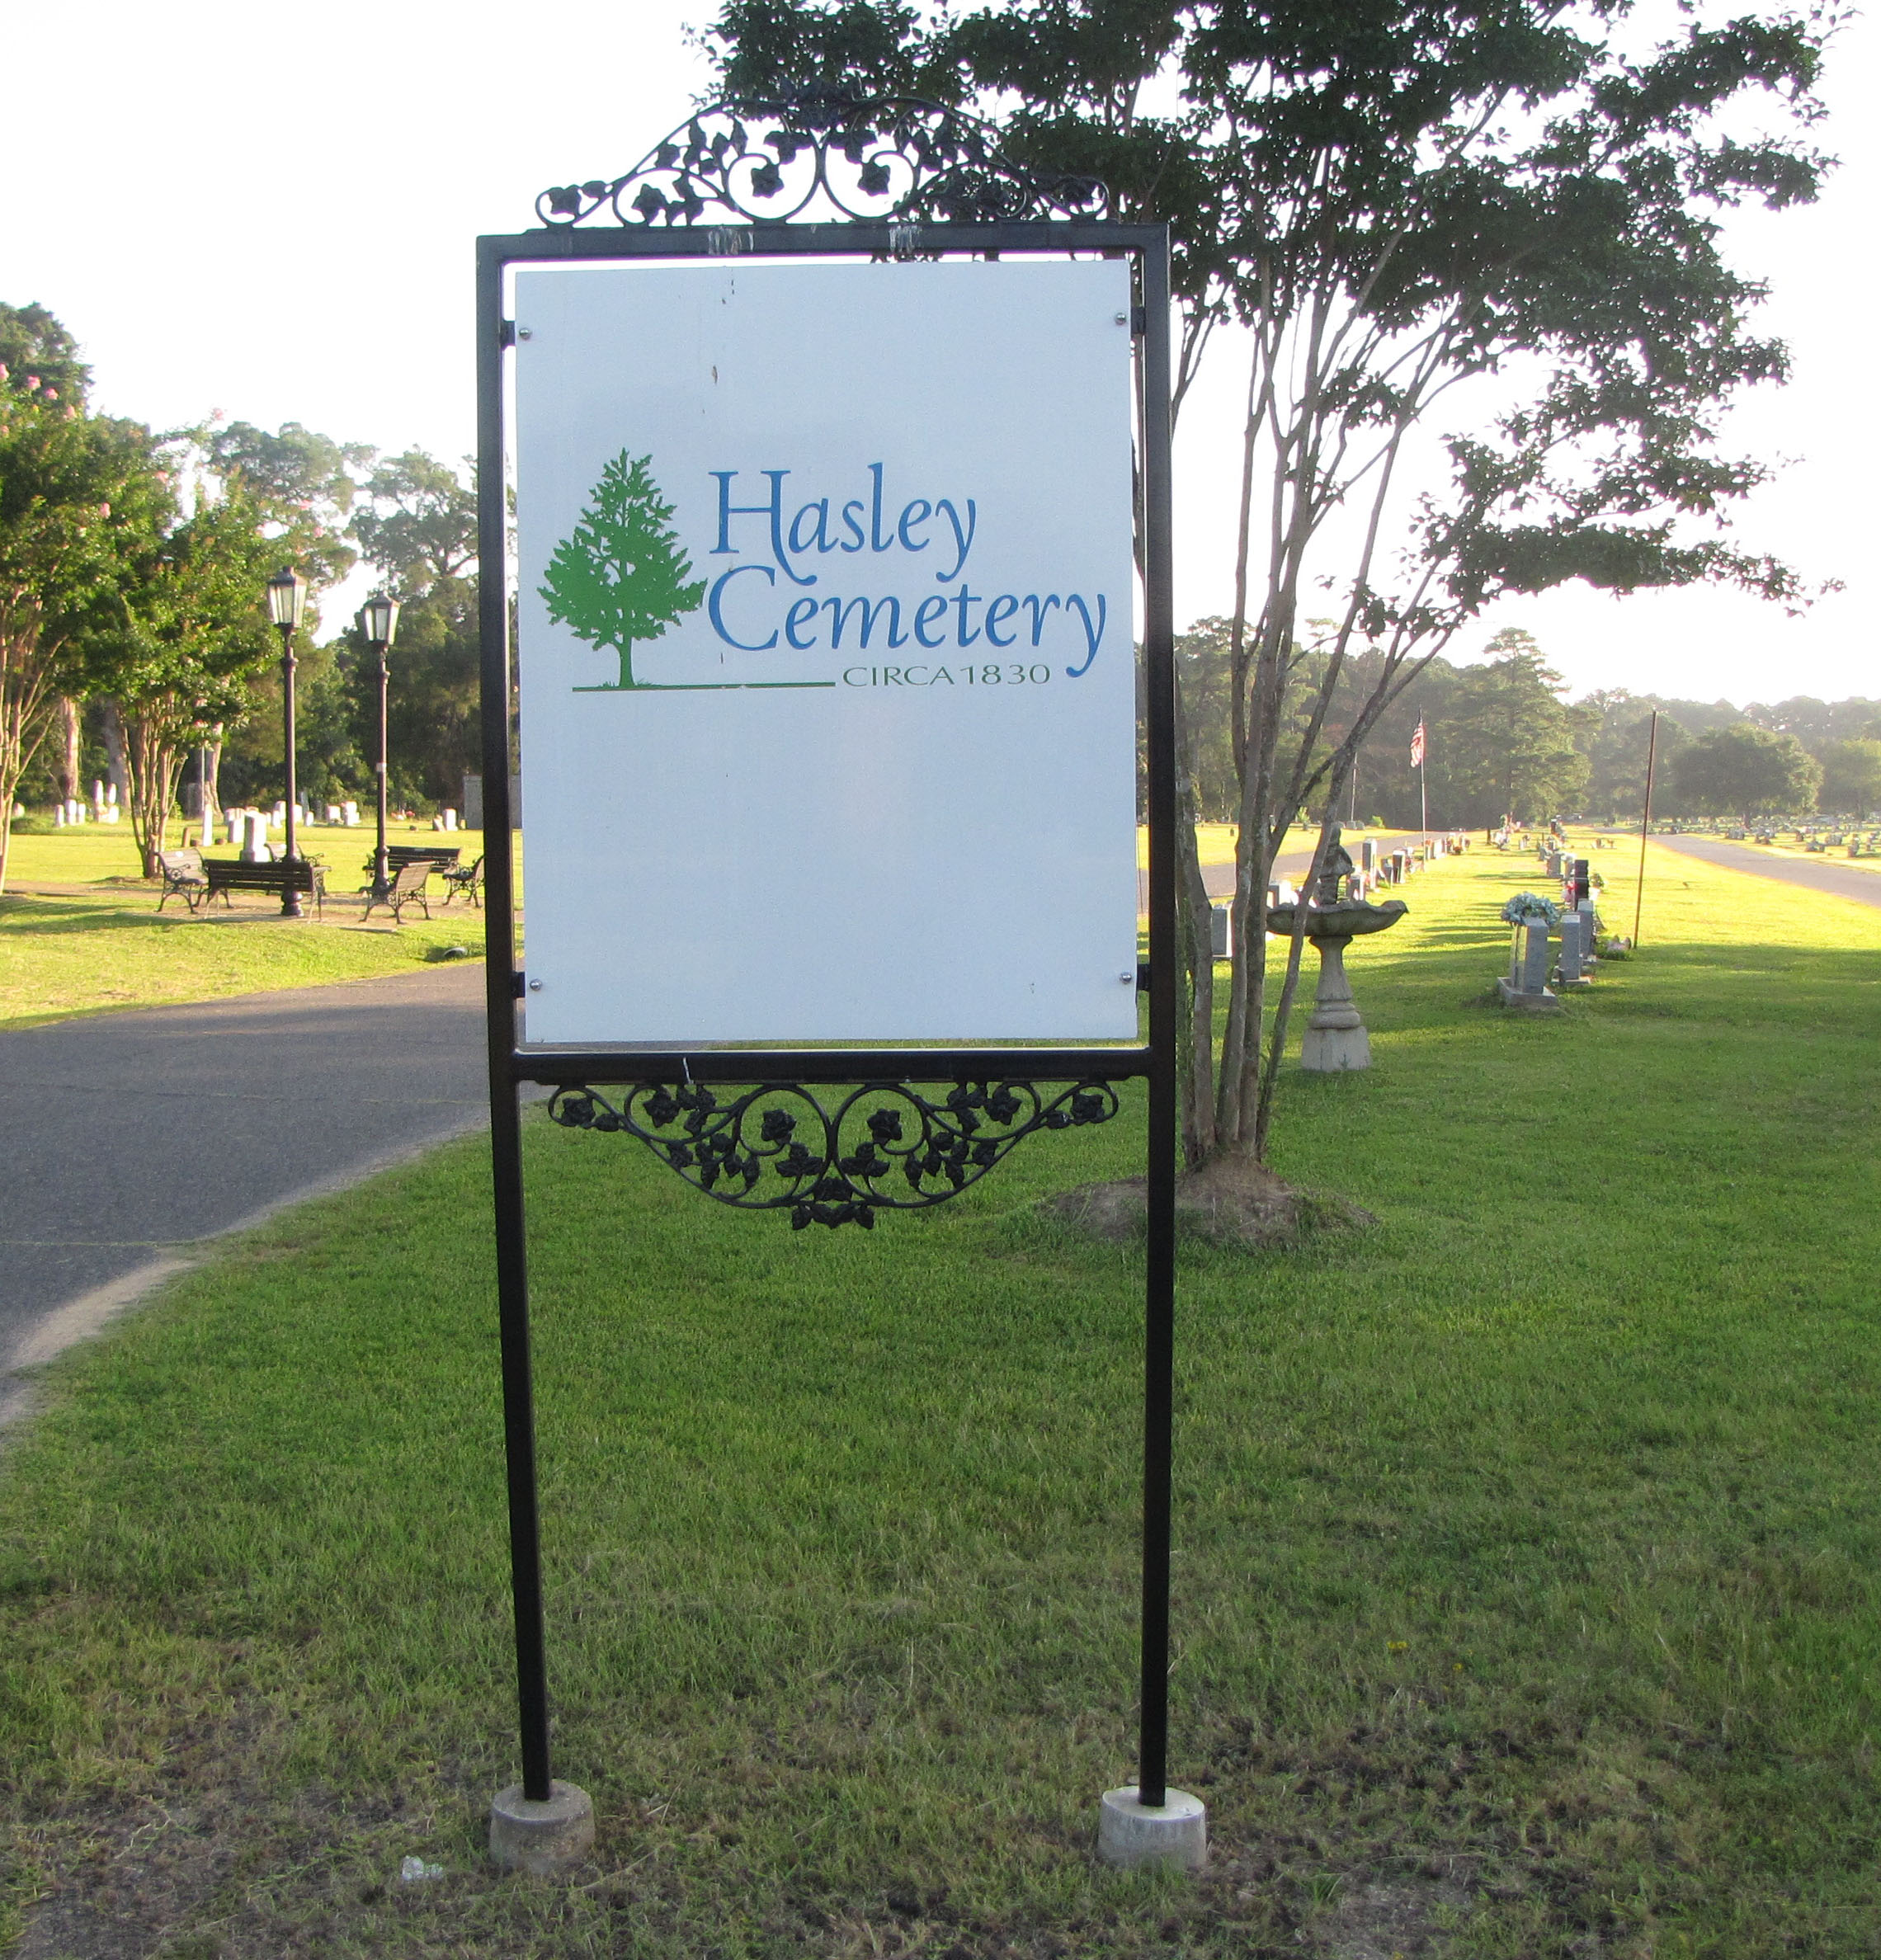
[547,1078,1120,1228]
[536,92,1108,232]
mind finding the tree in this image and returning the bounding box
[1671,722,1820,822]
[343,452,483,808]
[0,302,91,409]
[1436,630,1590,826]
[87,481,279,874]
[540,451,706,690]
[348,450,478,597]
[1581,692,1689,821]
[0,369,169,893]
[707,0,1830,1172]
[1817,739,1881,819]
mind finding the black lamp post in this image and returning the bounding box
[361,593,400,902]
[266,567,308,916]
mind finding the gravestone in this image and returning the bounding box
[1497,921,1561,1012]
[1557,914,1591,987]
[1360,837,1377,873]
[1210,903,1231,960]
[342,801,360,827]
[241,812,271,863]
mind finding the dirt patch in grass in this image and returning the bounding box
[1044,1150,1375,1248]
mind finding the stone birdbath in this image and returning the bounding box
[1266,829,1407,1072]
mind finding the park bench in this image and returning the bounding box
[441,854,483,907]
[156,849,208,914]
[375,844,460,877]
[362,858,434,923]
[204,856,326,917]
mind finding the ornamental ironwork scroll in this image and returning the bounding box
[548,1079,1120,1228]
[538,90,1108,231]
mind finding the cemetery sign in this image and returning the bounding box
[474,93,1195,1873]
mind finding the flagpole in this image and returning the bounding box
[1633,709,1659,949]
[1418,711,1429,852]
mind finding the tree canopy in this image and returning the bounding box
[1671,720,1822,821]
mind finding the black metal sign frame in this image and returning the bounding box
[475,199,1179,1817]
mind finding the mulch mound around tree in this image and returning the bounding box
[1043,1148,1375,1249]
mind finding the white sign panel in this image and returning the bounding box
[513,258,1137,1045]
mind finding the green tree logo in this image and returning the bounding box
[540,451,705,690]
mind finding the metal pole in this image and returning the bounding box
[478,238,554,1803]
[1419,710,1428,852]
[1138,233,1178,1812]
[278,624,302,916]
[1634,709,1658,948]
[374,640,391,901]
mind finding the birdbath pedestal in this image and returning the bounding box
[1266,897,1409,1072]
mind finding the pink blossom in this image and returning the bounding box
[24,375,37,390]
[43,386,57,400]
[98,502,111,517]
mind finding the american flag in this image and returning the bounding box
[1411,720,1426,769]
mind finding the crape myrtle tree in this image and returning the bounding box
[708,0,1831,1172]
[0,340,170,893]
[1671,719,1821,822]
[87,477,280,874]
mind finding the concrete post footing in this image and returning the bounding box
[489,1780,595,1874]
[1096,1786,1207,1870]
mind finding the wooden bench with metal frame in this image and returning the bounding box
[362,857,434,923]
[441,854,484,908]
[204,857,326,916]
[156,849,208,914]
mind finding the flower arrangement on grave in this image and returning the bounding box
[1502,893,1561,926]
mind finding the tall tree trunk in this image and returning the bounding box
[124,707,183,877]
[55,695,81,806]
[100,697,130,808]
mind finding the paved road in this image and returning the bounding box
[0,964,492,1378]
[1652,835,1881,907]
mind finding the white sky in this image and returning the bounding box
[5,0,1873,706]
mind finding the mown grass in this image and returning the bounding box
[1,846,1878,1956]
[0,822,488,1030]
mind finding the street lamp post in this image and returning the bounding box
[361,594,400,902]
[266,567,309,918]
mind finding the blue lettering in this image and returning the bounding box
[898,499,932,552]
[1023,594,1062,646]
[869,463,893,551]
[913,596,948,648]
[952,585,983,647]
[785,596,820,649]
[934,498,978,581]
[1065,593,1107,676]
[824,595,908,649]
[984,595,1019,648]
[710,469,813,587]
[840,501,867,552]
[789,500,835,556]
[708,564,779,650]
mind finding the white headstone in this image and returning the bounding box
[242,812,271,863]
[342,801,360,826]
[441,808,458,832]
[54,805,64,827]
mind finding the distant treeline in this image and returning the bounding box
[1162,620,1880,828]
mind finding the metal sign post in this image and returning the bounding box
[474,95,1196,1873]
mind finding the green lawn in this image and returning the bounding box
[0,822,488,1029]
[1,848,1877,1956]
